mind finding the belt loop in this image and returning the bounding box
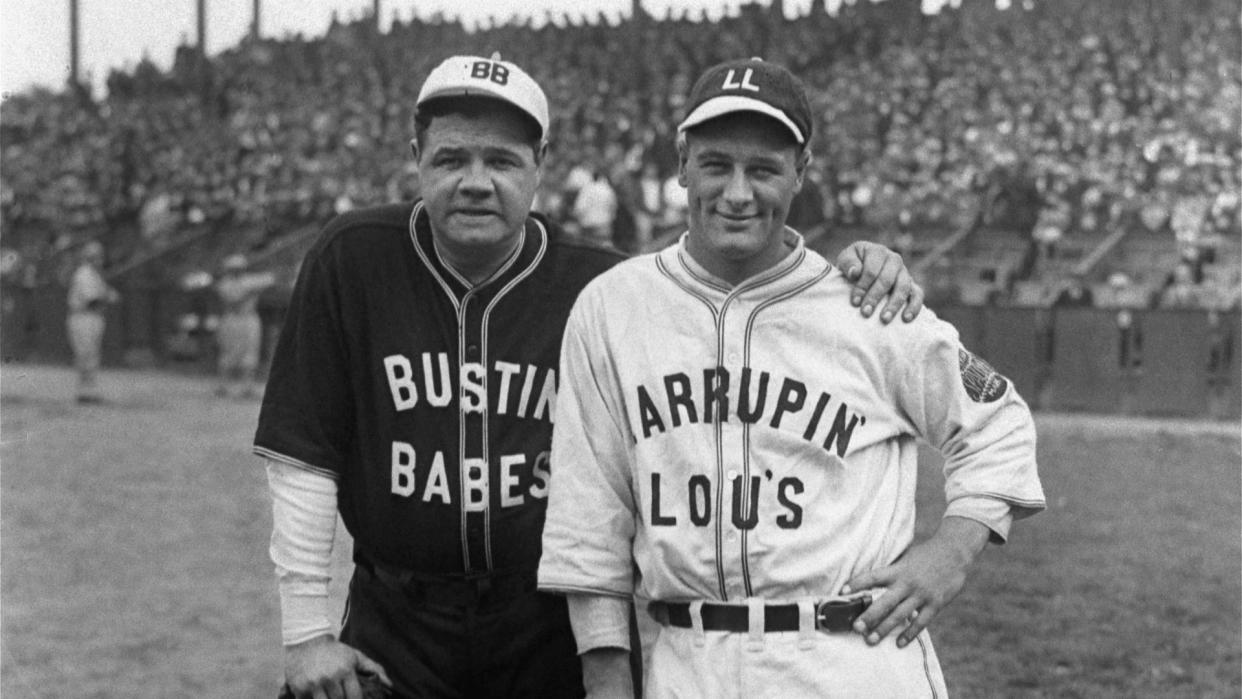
[746,598,764,652]
[796,599,816,650]
[689,600,706,647]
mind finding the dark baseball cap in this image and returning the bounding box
[678,58,813,146]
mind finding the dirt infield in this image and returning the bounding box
[2,364,1239,698]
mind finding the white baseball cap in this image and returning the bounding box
[417,55,550,140]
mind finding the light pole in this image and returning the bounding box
[69,0,80,86]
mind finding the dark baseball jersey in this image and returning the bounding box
[254,201,624,576]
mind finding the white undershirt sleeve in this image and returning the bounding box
[265,458,339,646]
[567,594,632,654]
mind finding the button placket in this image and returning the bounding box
[460,292,491,573]
[718,298,755,600]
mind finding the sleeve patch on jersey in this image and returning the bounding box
[958,348,1009,403]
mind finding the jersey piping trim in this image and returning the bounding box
[656,246,818,601]
[253,446,339,481]
[961,492,1047,508]
[664,241,813,600]
[438,244,473,288]
[656,254,728,599]
[737,255,828,597]
[674,242,730,295]
[717,290,741,601]
[408,202,546,574]
[407,203,471,569]
[408,201,529,302]
[435,225,527,291]
[729,243,808,298]
[916,634,942,699]
[452,225,528,573]
[477,218,548,570]
[656,255,719,323]
[408,202,461,314]
[456,295,473,570]
[674,228,807,298]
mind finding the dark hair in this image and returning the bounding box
[413,96,543,160]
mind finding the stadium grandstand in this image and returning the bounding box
[1,0,1238,415]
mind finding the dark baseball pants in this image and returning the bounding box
[340,562,585,699]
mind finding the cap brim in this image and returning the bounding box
[418,86,546,139]
[678,96,804,144]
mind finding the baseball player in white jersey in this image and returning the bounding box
[66,240,120,403]
[214,254,276,399]
[538,58,1046,698]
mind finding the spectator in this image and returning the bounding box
[572,168,619,247]
[0,0,1236,292]
[1160,261,1205,309]
[1053,273,1096,308]
[632,161,664,251]
[660,170,689,233]
[786,165,828,234]
[1097,272,1152,310]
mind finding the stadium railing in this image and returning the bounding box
[1,286,1237,419]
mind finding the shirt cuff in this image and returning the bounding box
[944,495,1015,543]
[280,588,334,646]
[567,594,632,654]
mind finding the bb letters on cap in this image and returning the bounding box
[470,60,510,85]
[721,68,760,92]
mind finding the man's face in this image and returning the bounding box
[679,114,807,283]
[414,107,543,259]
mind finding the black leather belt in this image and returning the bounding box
[356,555,537,608]
[649,597,871,634]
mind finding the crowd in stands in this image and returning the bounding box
[1,0,1238,310]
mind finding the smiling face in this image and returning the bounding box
[678,113,808,285]
[412,100,544,276]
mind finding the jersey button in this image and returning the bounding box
[467,344,480,359]
[726,469,739,480]
[727,353,740,365]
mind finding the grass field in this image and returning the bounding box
[1,364,1239,698]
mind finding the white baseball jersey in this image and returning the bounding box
[67,263,114,313]
[538,233,1045,696]
[216,272,276,316]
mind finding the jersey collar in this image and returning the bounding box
[408,201,549,305]
[672,227,814,299]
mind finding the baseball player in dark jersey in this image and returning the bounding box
[255,55,927,699]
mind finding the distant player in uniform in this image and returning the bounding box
[66,240,119,403]
[255,54,925,699]
[214,254,277,399]
[538,58,1047,698]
